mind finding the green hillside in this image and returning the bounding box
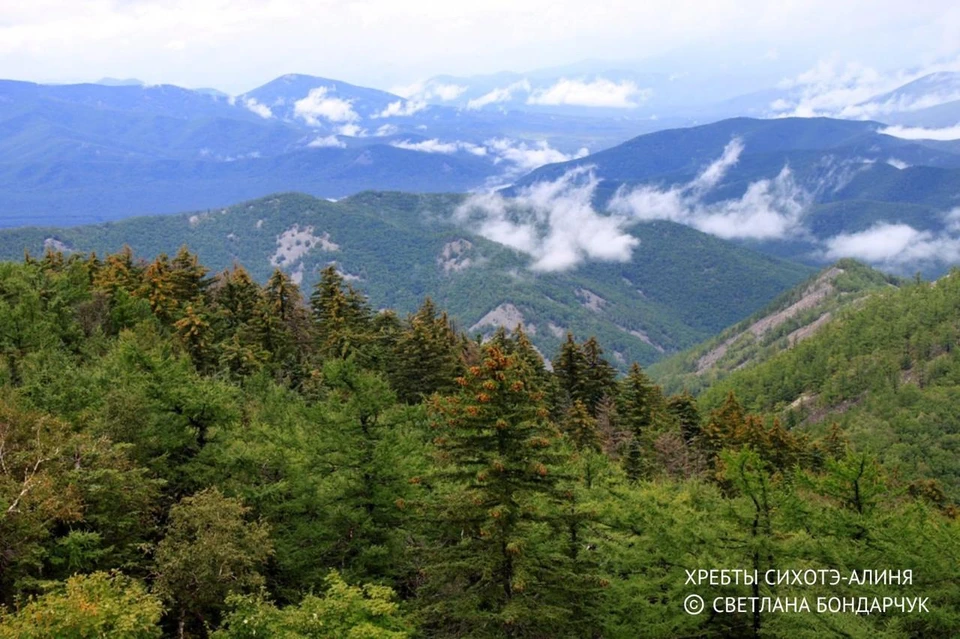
[694,269,960,498]
[651,260,901,394]
[0,191,812,367]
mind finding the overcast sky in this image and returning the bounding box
[1,0,958,94]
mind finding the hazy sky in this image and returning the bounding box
[1,0,958,94]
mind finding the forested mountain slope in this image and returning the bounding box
[0,191,812,367]
[651,260,901,394]
[695,269,960,499]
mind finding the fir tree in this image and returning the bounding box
[619,363,656,481]
[391,298,462,403]
[666,392,701,446]
[421,344,599,638]
[580,337,617,416]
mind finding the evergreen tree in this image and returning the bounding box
[310,265,373,360]
[619,364,656,481]
[666,392,701,446]
[141,254,178,323]
[169,246,209,305]
[421,344,599,637]
[553,333,587,411]
[580,337,617,416]
[211,266,261,329]
[565,399,601,452]
[391,298,462,403]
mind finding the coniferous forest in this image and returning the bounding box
[1,248,958,638]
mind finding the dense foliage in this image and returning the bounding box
[652,259,902,395]
[694,268,960,502]
[0,249,956,637]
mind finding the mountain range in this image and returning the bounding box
[4,62,960,231]
[0,191,812,369]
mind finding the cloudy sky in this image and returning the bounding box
[1,0,958,94]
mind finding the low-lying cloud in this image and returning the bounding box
[609,138,810,240]
[771,57,960,120]
[879,123,960,141]
[456,167,637,271]
[389,137,587,172]
[391,138,487,155]
[391,81,467,102]
[450,137,960,273]
[294,87,359,126]
[243,97,273,119]
[823,221,960,268]
[527,78,650,108]
[307,135,345,148]
[466,80,531,110]
[375,99,427,118]
[486,138,589,173]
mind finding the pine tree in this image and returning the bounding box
[701,391,746,461]
[211,265,261,329]
[254,269,313,384]
[174,304,214,373]
[93,246,143,295]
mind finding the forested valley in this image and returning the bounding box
[0,248,957,638]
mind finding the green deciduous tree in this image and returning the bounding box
[154,488,272,638]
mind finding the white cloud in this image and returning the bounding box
[485,138,588,173]
[429,83,468,101]
[293,87,359,126]
[527,78,651,108]
[466,80,531,110]
[690,137,743,192]
[336,123,365,137]
[307,135,345,148]
[771,57,960,119]
[243,97,272,118]
[608,138,810,240]
[772,60,895,118]
[375,99,427,118]
[389,137,585,171]
[879,123,960,140]
[374,124,399,136]
[391,138,474,154]
[823,222,960,267]
[455,167,638,272]
[886,157,910,169]
[393,81,467,101]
